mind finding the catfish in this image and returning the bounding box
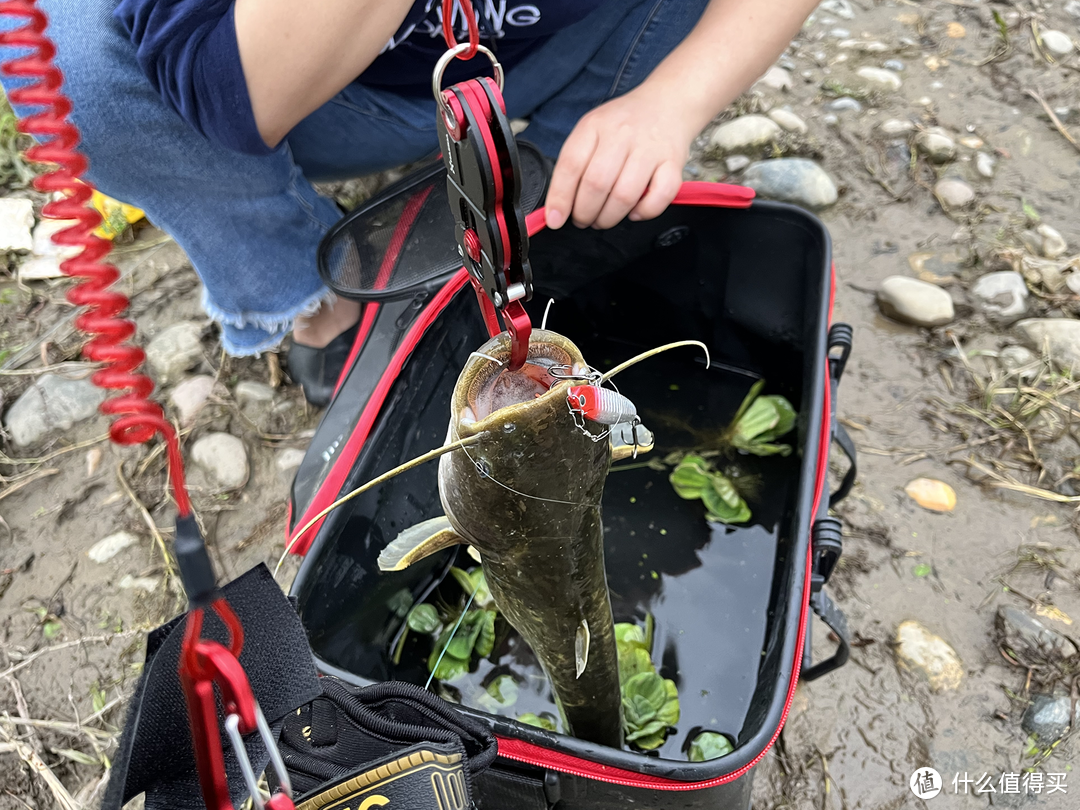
[378,329,653,748]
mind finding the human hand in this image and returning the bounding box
[544,83,698,231]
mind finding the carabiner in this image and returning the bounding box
[180,599,292,810]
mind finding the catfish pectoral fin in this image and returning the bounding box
[575,620,590,679]
[378,516,465,571]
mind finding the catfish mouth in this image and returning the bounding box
[459,331,591,424]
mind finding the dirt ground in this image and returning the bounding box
[2,1,1080,809]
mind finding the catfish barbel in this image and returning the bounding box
[378,329,655,748]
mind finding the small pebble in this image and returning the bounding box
[709,116,782,152]
[971,271,1028,322]
[822,113,839,126]
[169,375,217,426]
[277,448,307,474]
[878,276,955,327]
[883,59,905,72]
[1017,319,1080,371]
[1039,29,1075,57]
[856,66,902,91]
[235,380,276,407]
[18,255,65,281]
[820,0,854,20]
[756,66,792,91]
[88,531,139,563]
[895,620,963,691]
[915,128,957,163]
[829,97,863,113]
[1067,0,1080,20]
[975,152,995,178]
[146,322,204,385]
[725,155,751,173]
[958,136,984,149]
[192,432,250,491]
[934,178,976,210]
[2,373,106,448]
[740,159,838,210]
[880,118,915,135]
[905,478,957,512]
[0,197,34,251]
[828,27,852,39]
[1022,695,1080,746]
[1037,224,1068,259]
[767,109,808,134]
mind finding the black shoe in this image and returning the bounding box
[287,322,361,408]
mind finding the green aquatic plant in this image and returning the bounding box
[615,622,679,751]
[688,731,734,762]
[729,381,797,457]
[518,712,558,731]
[669,455,752,525]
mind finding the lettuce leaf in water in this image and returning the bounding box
[730,381,797,457]
[669,454,751,525]
[615,621,679,751]
[688,731,734,762]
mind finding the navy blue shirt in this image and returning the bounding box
[115,1,603,155]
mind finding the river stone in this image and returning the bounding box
[709,116,781,152]
[1000,345,1038,379]
[235,380,276,407]
[856,66,902,91]
[880,118,915,135]
[1040,29,1075,57]
[741,159,838,210]
[904,478,957,512]
[18,255,64,281]
[1017,319,1080,371]
[768,109,808,134]
[757,66,792,91]
[0,197,34,251]
[878,276,954,327]
[975,152,995,178]
[1067,0,1080,21]
[895,620,963,692]
[828,97,863,113]
[820,0,855,19]
[971,271,1028,322]
[3,373,107,448]
[88,531,139,563]
[725,155,751,173]
[276,448,306,474]
[997,606,1077,660]
[31,218,80,259]
[1022,695,1079,746]
[916,129,957,163]
[1037,224,1068,259]
[934,178,975,210]
[146,322,203,384]
[191,432,249,491]
[883,59,905,72]
[169,375,216,426]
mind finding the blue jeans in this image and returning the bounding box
[2,0,707,355]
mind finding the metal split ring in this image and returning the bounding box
[432,44,505,133]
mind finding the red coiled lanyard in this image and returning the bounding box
[0,4,290,809]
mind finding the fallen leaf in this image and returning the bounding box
[1035,605,1073,626]
[946,22,966,39]
[905,478,957,512]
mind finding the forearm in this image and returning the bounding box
[639,0,819,136]
[234,0,414,148]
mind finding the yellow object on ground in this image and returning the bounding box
[90,190,144,240]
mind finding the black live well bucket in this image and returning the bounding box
[287,151,856,810]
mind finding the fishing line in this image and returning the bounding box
[450,419,598,510]
[274,434,485,578]
[600,340,711,382]
[425,584,478,690]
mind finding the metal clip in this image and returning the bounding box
[225,705,294,810]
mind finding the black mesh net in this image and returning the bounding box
[318,143,548,302]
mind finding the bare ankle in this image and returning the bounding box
[293,296,361,348]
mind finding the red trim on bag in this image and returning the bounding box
[493,258,837,790]
[329,187,434,401]
[288,268,471,554]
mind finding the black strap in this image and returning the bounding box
[802,590,850,682]
[829,422,857,508]
[102,565,322,810]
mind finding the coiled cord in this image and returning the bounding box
[0,0,191,516]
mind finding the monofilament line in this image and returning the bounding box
[274,434,485,578]
[425,585,478,690]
